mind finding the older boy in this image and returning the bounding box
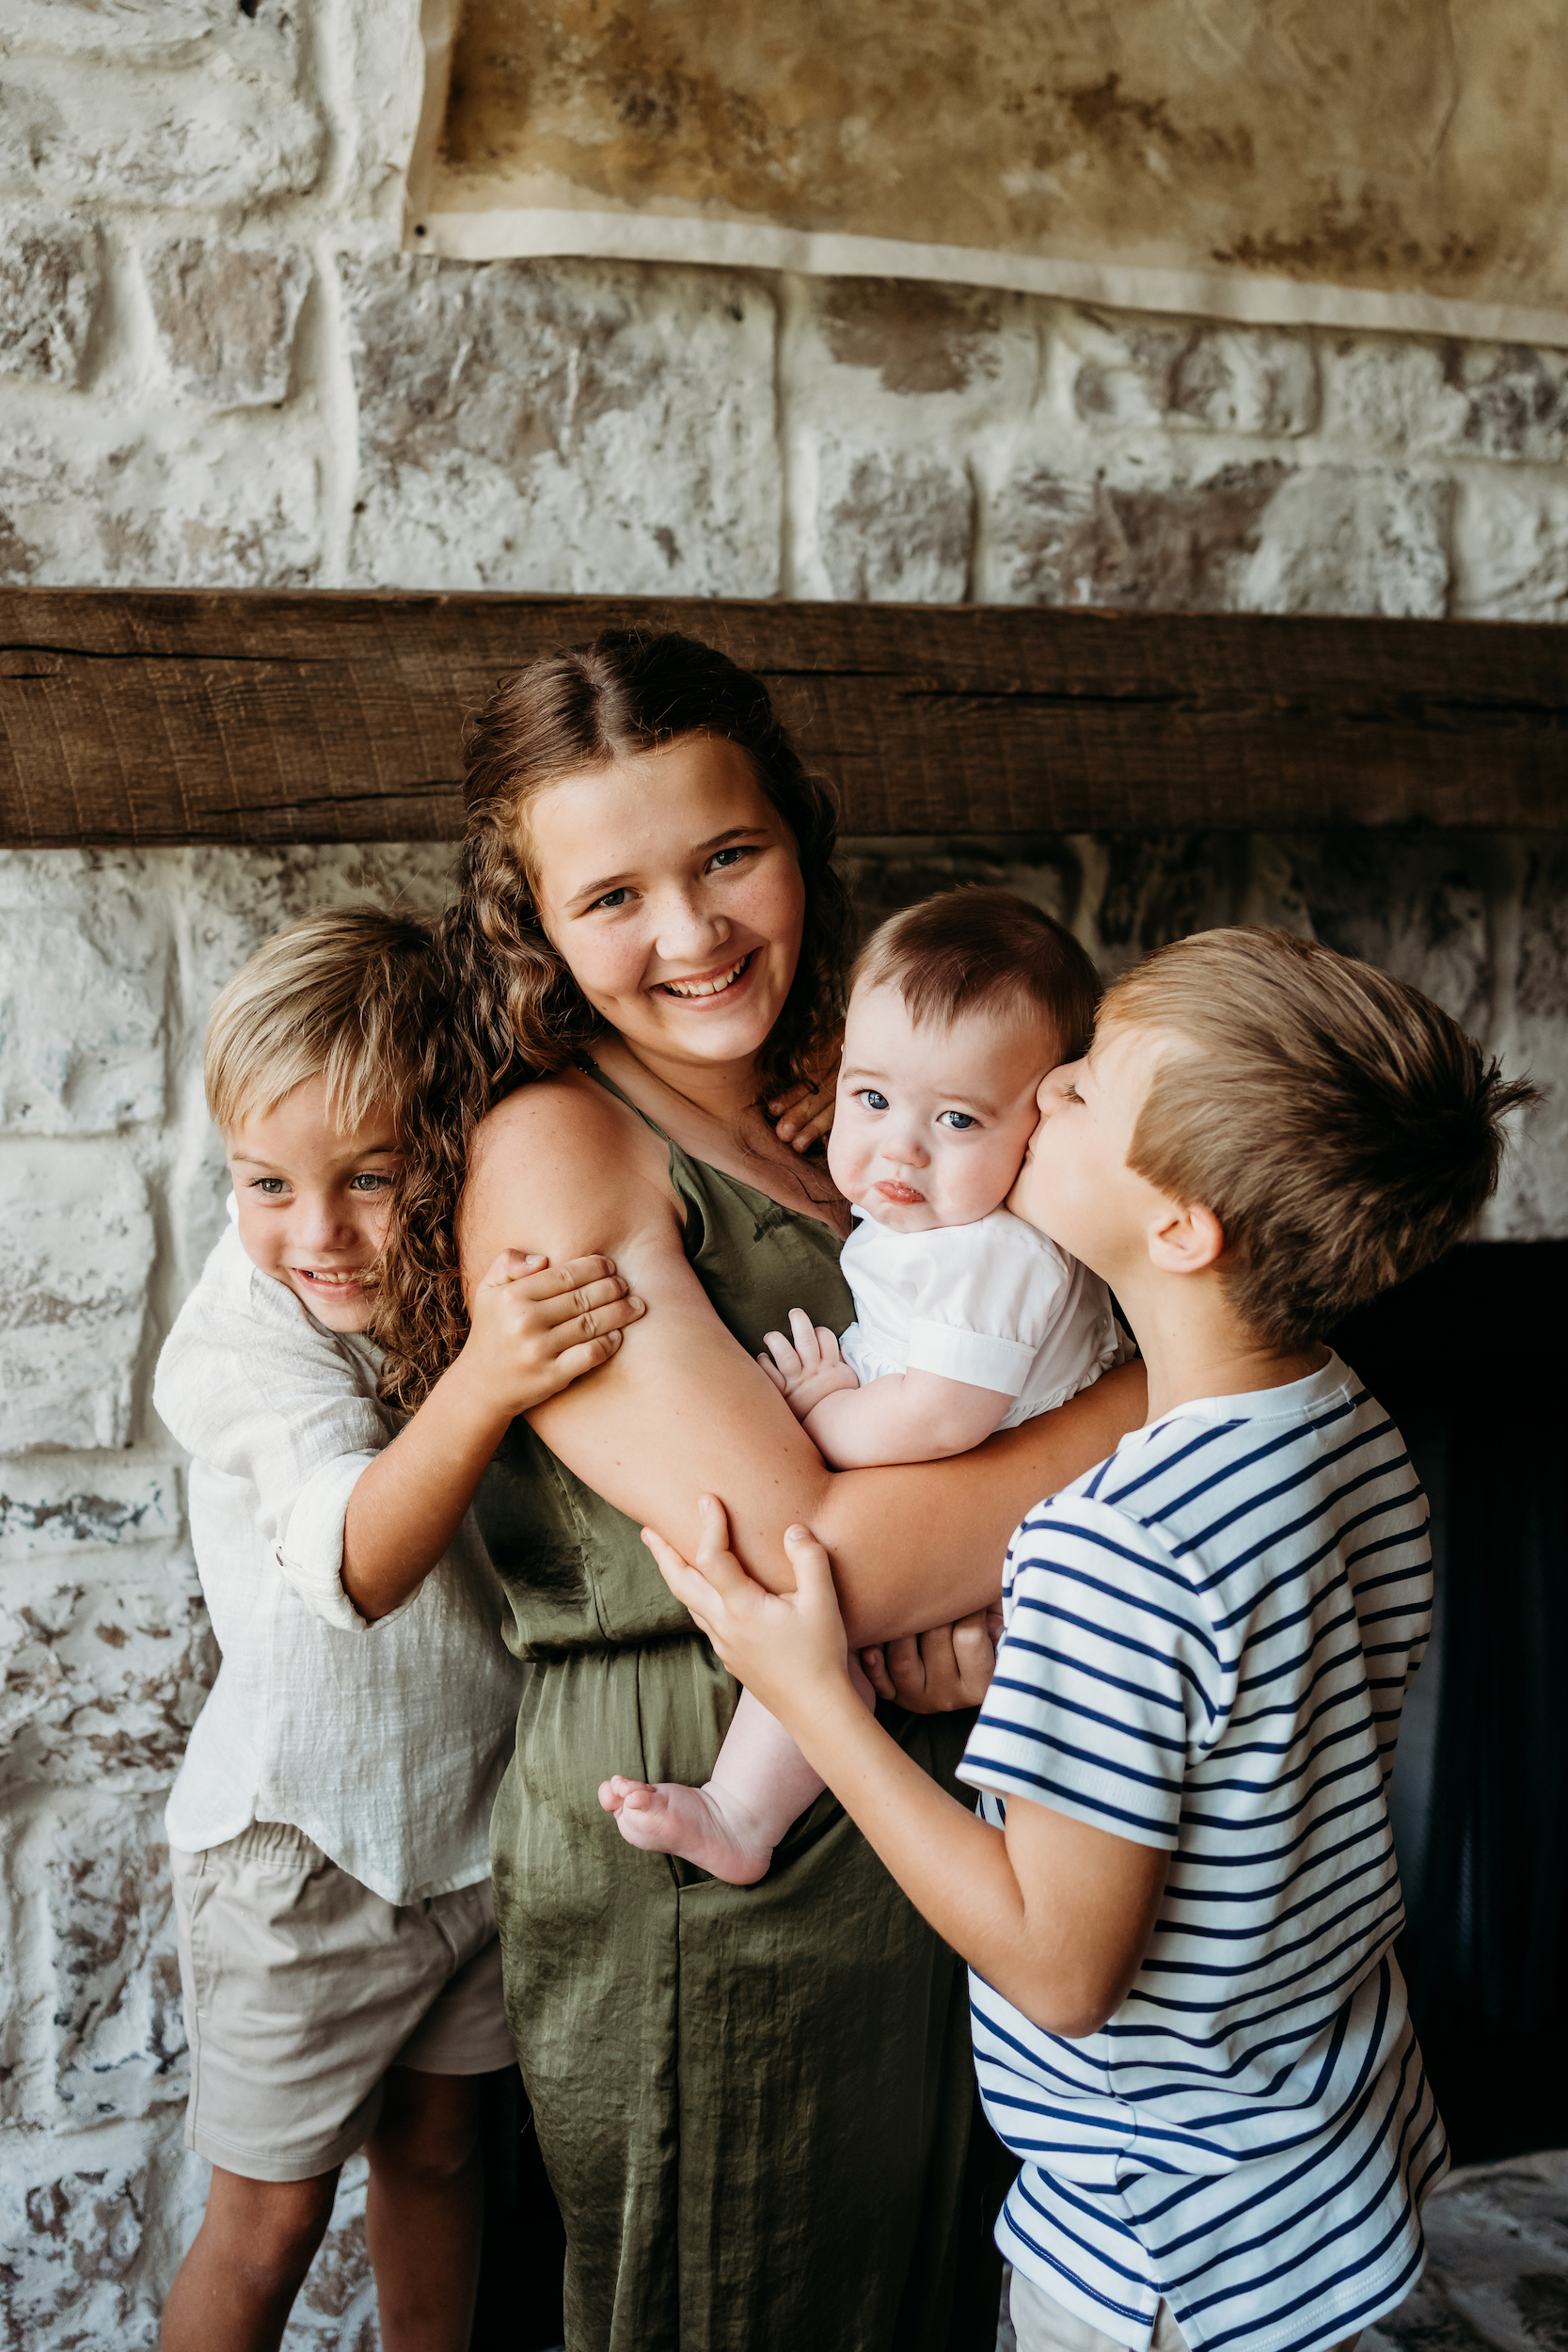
[644,928,1535,2352]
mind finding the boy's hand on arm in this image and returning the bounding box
[456,1248,645,1420]
[647,1501,1166,2037]
[768,1045,842,1153]
[860,1607,1000,1712]
[341,1250,643,1622]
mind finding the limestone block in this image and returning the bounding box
[0,418,320,587]
[1490,837,1568,1240]
[0,1144,153,1452]
[0,1548,214,1794]
[1327,335,1568,464]
[793,276,1037,408]
[146,240,311,409]
[0,2114,204,2352]
[1366,2150,1568,2352]
[343,255,780,594]
[0,1462,178,1563]
[837,837,1080,949]
[0,0,296,59]
[1275,834,1497,1037]
[1068,315,1318,437]
[0,1788,184,2132]
[990,458,1288,610]
[1239,469,1450,617]
[811,446,973,601]
[1451,472,1568,620]
[0,852,167,1132]
[0,50,324,208]
[0,215,97,387]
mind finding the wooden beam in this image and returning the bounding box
[1,589,1564,848]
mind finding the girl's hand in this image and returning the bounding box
[859,1606,999,1714]
[461,1250,645,1419]
[642,1497,854,1722]
[757,1308,860,1421]
[768,1052,841,1153]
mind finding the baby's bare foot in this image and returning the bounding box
[597,1774,774,1886]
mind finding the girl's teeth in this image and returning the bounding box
[663,956,748,999]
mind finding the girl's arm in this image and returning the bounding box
[341,1251,642,1620]
[463,1083,1147,1647]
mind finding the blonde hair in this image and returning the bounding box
[1100,927,1540,1350]
[204,906,442,1136]
[852,888,1099,1057]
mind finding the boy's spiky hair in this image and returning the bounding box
[1100,926,1540,1349]
[851,887,1100,1056]
[204,906,442,1136]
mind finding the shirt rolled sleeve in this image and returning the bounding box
[905,1319,1038,1395]
[277,1452,418,1632]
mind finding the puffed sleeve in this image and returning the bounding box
[904,1216,1075,1396]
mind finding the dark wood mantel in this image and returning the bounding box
[1,589,1563,847]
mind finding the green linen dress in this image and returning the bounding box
[476,1069,984,2352]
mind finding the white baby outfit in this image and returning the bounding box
[838,1203,1119,1428]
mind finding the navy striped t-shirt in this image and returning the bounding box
[958,1354,1447,2352]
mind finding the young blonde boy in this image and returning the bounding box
[156,909,643,2352]
[644,929,1535,2352]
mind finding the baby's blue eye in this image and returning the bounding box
[857,1089,890,1112]
[938,1111,977,1130]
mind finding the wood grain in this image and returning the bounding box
[1,590,1564,847]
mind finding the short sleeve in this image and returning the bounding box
[957,1497,1228,1851]
[903,1217,1073,1397]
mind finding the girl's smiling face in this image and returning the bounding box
[827,979,1061,1232]
[227,1073,400,1332]
[524,734,806,1091]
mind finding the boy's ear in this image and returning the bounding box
[1147,1200,1226,1278]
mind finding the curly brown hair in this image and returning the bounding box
[374,628,852,1407]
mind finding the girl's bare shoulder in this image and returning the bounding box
[463,1065,673,1257]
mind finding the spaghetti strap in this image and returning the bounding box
[574,1053,673,1144]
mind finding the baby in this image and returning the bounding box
[601,888,1120,1883]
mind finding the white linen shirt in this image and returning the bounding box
[155,1218,524,1904]
[837,1203,1119,1428]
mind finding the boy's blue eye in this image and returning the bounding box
[857,1089,890,1112]
[252,1177,287,1196]
[938,1111,977,1130]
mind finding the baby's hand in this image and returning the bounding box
[462,1251,645,1418]
[758,1308,860,1421]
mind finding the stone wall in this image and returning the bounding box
[1,1,1563,2344]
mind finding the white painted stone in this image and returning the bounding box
[0,1142,153,1452]
[1451,472,1568,621]
[0,0,298,61]
[145,239,312,408]
[1326,335,1568,465]
[0,2112,205,2352]
[0,413,321,586]
[343,255,781,594]
[0,49,324,210]
[0,1549,212,1794]
[811,445,973,601]
[1066,313,1318,437]
[0,1788,185,2133]
[990,456,1289,610]
[0,214,99,387]
[791,275,1038,413]
[0,1462,178,1562]
[1239,468,1450,617]
[0,854,168,1133]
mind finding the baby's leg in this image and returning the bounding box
[600,1668,875,1885]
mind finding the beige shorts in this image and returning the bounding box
[169,1820,515,2183]
[1006,2267,1359,2352]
